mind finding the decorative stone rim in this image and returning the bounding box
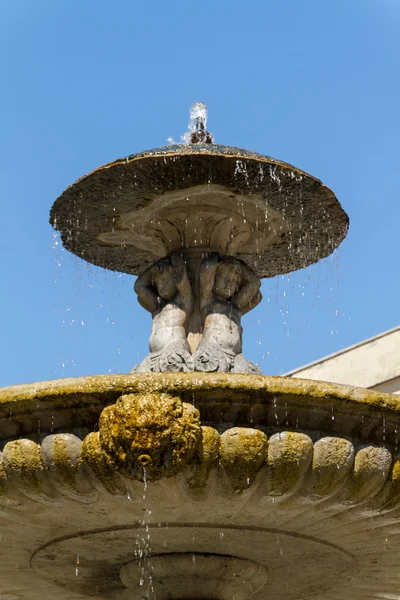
[2,426,396,505]
[0,373,399,445]
[64,144,317,181]
[0,373,399,507]
[1,372,399,412]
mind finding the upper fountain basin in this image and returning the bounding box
[50,144,349,278]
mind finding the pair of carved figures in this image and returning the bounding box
[132,253,262,374]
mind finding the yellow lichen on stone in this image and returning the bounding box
[2,439,46,498]
[381,455,400,508]
[219,427,268,492]
[1,372,400,507]
[40,434,95,499]
[0,453,7,496]
[349,445,392,502]
[312,437,354,497]
[3,439,43,475]
[268,432,313,496]
[42,435,80,482]
[2,372,400,419]
[183,426,220,494]
[81,431,127,496]
[98,392,202,481]
[391,457,400,482]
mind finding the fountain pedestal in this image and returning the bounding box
[50,134,348,374]
[132,250,262,373]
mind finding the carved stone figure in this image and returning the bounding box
[97,392,202,481]
[132,254,194,373]
[132,251,262,374]
[194,253,262,373]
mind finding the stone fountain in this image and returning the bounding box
[0,103,399,599]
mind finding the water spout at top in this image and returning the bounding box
[189,102,208,133]
[185,101,213,145]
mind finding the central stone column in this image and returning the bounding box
[180,249,207,353]
[132,250,262,374]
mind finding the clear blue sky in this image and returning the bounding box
[1,0,399,387]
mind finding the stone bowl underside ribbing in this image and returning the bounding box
[50,145,349,277]
[1,374,400,599]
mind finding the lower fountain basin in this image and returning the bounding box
[0,373,400,599]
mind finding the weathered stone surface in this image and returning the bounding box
[132,253,194,373]
[98,392,202,480]
[2,438,53,503]
[2,373,400,445]
[268,432,313,496]
[81,431,128,497]
[0,428,396,508]
[312,437,354,497]
[1,374,400,599]
[0,452,7,498]
[349,444,392,502]
[50,144,349,279]
[31,524,355,600]
[183,425,220,495]
[219,427,268,492]
[40,434,95,501]
[132,252,262,373]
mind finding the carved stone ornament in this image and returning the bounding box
[132,252,262,373]
[97,392,202,480]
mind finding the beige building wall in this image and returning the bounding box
[286,327,400,394]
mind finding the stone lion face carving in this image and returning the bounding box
[98,392,201,481]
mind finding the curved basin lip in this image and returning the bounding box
[50,143,345,227]
[53,144,327,196]
[30,521,356,564]
[0,372,399,414]
[49,143,349,280]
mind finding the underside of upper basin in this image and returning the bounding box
[50,145,349,277]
